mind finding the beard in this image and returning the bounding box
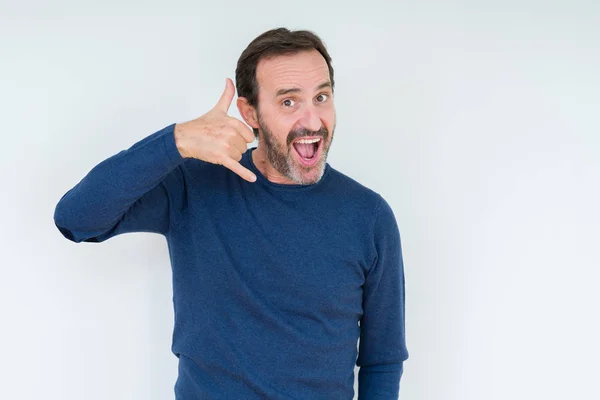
[257,112,335,185]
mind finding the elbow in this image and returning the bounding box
[53,194,71,239]
[53,199,82,243]
[53,195,103,243]
[53,216,104,243]
[55,222,78,242]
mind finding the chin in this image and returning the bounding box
[287,157,327,185]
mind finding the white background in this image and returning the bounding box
[1,1,598,399]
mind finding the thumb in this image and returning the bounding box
[214,78,235,113]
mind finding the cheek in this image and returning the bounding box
[270,114,297,135]
[264,115,294,143]
[320,109,336,132]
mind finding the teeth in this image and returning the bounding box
[295,138,321,144]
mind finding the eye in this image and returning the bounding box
[282,99,296,107]
[315,93,329,103]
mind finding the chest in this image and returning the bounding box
[171,189,372,323]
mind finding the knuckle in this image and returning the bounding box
[220,140,232,152]
[214,152,227,165]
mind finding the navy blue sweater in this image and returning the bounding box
[53,123,409,399]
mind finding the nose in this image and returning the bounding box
[298,104,323,133]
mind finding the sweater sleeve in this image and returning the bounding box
[356,196,409,400]
[53,123,186,243]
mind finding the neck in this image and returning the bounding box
[251,144,296,185]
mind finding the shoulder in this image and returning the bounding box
[327,166,402,266]
[326,164,398,233]
[326,165,383,209]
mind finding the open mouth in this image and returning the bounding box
[292,137,322,166]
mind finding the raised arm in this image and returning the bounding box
[53,123,186,242]
[53,78,256,243]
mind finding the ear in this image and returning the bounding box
[236,97,259,130]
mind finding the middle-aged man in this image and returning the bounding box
[54,27,409,399]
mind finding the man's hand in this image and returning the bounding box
[174,78,257,182]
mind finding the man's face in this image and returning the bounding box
[254,49,336,185]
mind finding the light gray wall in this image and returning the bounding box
[1,1,598,399]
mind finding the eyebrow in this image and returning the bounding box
[274,81,332,98]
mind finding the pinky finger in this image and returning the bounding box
[221,157,257,183]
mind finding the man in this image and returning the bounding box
[54,27,409,399]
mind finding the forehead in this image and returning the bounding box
[255,49,330,95]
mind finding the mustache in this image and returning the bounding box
[287,126,329,147]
